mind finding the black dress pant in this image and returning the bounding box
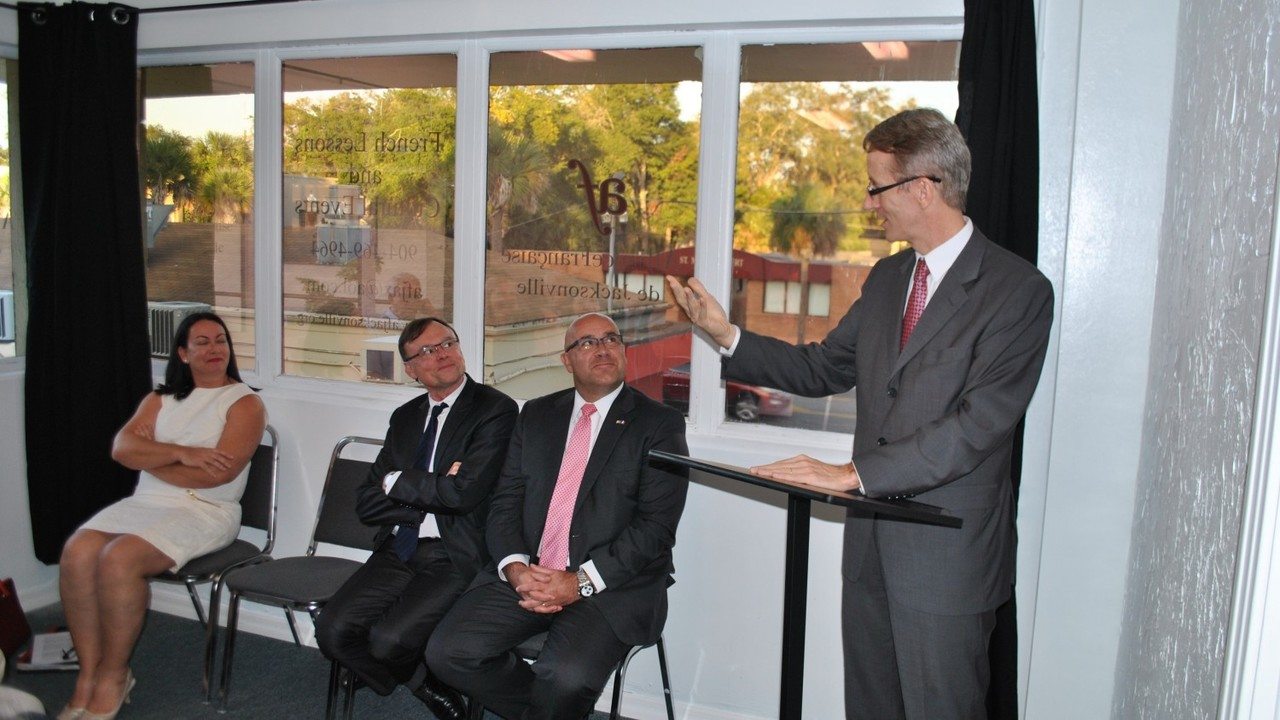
[315,538,469,695]
[426,581,630,720]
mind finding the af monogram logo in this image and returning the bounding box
[567,159,627,236]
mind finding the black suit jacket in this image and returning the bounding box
[480,384,689,646]
[726,229,1053,615]
[355,375,518,580]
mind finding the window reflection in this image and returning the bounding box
[723,41,960,432]
[484,48,701,402]
[141,62,256,367]
[280,55,457,384]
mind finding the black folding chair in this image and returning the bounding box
[462,633,675,720]
[215,435,383,711]
[151,424,279,699]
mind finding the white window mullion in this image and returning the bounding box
[454,40,489,371]
[254,48,284,387]
[689,33,740,432]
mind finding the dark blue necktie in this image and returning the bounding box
[392,401,448,563]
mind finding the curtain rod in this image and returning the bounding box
[0,0,317,13]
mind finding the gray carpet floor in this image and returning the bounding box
[4,603,619,719]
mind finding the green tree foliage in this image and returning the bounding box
[191,131,252,223]
[576,84,697,253]
[142,126,195,213]
[735,82,899,256]
[770,184,847,258]
[283,89,457,231]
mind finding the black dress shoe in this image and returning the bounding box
[411,675,467,720]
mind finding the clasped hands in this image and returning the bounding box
[506,563,579,615]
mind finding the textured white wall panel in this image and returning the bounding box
[1113,1,1280,718]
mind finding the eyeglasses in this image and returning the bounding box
[866,175,942,197]
[564,332,624,353]
[404,337,460,362]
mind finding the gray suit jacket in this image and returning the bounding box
[725,228,1053,614]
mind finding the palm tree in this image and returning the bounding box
[486,129,552,253]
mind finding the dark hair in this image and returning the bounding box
[157,312,243,400]
[863,108,971,210]
[398,316,459,360]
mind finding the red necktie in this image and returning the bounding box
[538,403,597,570]
[900,258,930,350]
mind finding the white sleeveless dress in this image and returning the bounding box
[81,383,261,570]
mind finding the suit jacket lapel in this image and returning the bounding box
[400,393,433,466]
[573,385,635,516]
[431,374,475,470]
[530,391,575,535]
[891,234,986,377]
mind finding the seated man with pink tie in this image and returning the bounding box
[427,312,689,720]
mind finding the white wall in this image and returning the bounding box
[0,0,1207,716]
[0,362,61,608]
[1023,0,1181,717]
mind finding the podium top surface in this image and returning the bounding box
[649,450,962,528]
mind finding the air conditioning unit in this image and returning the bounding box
[361,335,410,384]
[147,301,212,357]
[0,291,13,342]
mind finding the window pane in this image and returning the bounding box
[0,60,15,357]
[142,62,255,367]
[281,55,456,383]
[808,283,831,317]
[730,41,960,431]
[485,48,700,404]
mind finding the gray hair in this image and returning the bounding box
[863,108,971,211]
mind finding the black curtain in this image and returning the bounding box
[20,2,152,563]
[953,0,1039,718]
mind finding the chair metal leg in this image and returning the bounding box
[185,579,209,627]
[325,660,341,720]
[609,645,644,720]
[342,666,356,720]
[203,577,226,702]
[218,592,242,711]
[284,607,302,646]
[656,636,675,720]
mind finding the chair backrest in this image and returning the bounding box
[307,435,384,555]
[238,425,280,554]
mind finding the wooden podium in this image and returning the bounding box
[649,450,961,720]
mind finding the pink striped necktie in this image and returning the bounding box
[900,258,930,350]
[538,403,597,570]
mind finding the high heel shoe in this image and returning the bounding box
[81,671,135,720]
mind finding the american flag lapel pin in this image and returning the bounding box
[616,419,626,425]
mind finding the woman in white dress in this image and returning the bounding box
[57,312,267,720]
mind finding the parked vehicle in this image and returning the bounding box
[660,361,793,421]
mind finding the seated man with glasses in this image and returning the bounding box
[426,312,689,720]
[315,317,518,720]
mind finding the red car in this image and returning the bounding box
[661,361,793,422]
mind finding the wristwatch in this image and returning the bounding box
[576,568,596,598]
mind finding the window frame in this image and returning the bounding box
[0,48,22,371]
[135,21,964,450]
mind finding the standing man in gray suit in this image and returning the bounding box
[667,108,1053,719]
